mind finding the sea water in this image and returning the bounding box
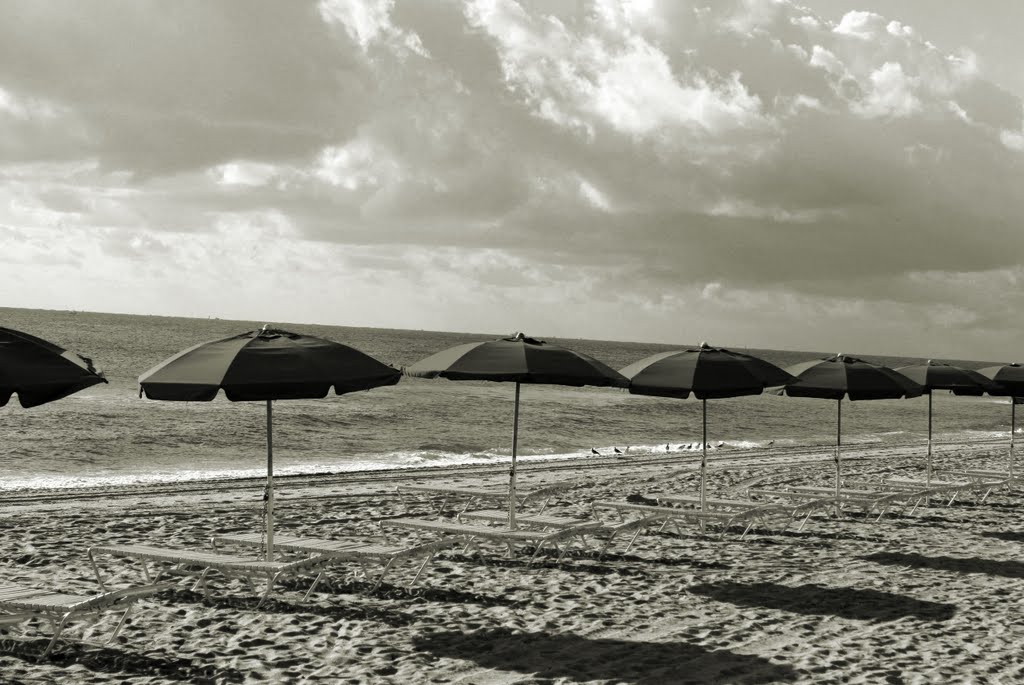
[0,306,1015,491]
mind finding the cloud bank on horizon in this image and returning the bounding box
[1,0,1022,360]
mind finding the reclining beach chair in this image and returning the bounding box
[651,494,791,536]
[210,533,459,592]
[589,500,762,557]
[397,481,574,516]
[843,478,945,513]
[0,581,170,657]
[380,518,601,564]
[87,544,333,607]
[782,485,908,521]
[897,472,1005,503]
[745,488,841,530]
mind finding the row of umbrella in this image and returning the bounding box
[4,325,1023,560]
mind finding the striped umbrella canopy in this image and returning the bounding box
[976,363,1024,479]
[780,354,924,503]
[0,326,106,408]
[139,326,401,559]
[895,361,1001,483]
[404,332,628,528]
[619,342,794,514]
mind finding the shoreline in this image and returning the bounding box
[1,437,1021,683]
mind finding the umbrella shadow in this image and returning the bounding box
[688,581,956,622]
[0,638,246,682]
[412,627,798,684]
[861,551,1024,579]
[979,530,1024,543]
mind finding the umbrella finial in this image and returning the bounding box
[512,332,525,340]
[699,341,710,349]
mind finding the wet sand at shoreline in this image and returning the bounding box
[2,441,1023,683]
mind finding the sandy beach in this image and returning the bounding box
[2,441,1023,684]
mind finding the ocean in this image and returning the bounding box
[0,306,1016,492]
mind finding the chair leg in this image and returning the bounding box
[42,614,74,658]
[107,607,132,644]
[88,550,107,591]
[302,572,325,601]
[407,554,434,589]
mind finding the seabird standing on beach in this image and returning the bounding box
[591,448,600,455]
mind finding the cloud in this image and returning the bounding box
[2,0,1023,359]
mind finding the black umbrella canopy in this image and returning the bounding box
[896,360,1001,396]
[895,360,1001,483]
[976,363,1024,396]
[0,326,107,408]
[405,332,628,529]
[619,342,794,399]
[139,327,401,561]
[782,354,924,401]
[404,333,628,388]
[139,327,401,400]
[620,342,795,516]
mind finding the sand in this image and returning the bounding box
[1,441,1023,684]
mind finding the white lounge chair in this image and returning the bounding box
[0,581,171,656]
[380,517,600,564]
[396,481,574,515]
[210,533,459,591]
[87,544,333,607]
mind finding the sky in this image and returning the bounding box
[1,1,1023,361]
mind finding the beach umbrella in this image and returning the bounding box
[779,354,924,503]
[895,361,1001,484]
[619,342,794,514]
[0,326,107,407]
[976,363,1024,479]
[138,326,401,560]
[403,332,628,529]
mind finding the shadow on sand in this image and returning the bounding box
[862,550,1024,579]
[0,638,245,683]
[688,581,956,622]
[412,627,798,684]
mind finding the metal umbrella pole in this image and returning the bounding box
[265,399,274,561]
[509,382,521,531]
[835,398,842,514]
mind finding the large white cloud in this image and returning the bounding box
[2,0,1023,360]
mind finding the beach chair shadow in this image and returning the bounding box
[411,627,799,684]
[0,639,246,681]
[0,581,172,657]
[979,530,1024,543]
[861,551,1024,579]
[688,581,956,622]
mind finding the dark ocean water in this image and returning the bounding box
[0,306,1016,491]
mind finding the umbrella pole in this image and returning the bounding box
[509,382,520,530]
[266,399,274,562]
[700,399,707,516]
[835,399,841,515]
[1011,400,1016,481]
[927,392,933,486]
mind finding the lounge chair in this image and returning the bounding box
[589,501,763,556]
[456,509,592,530]
[904,472,1006,503]
[380,517,601,564]
[210,533,459,591]
[87,544,333,607]
[396,481,574,515]
[651,495,792,535]
[781,486,909,521]
[0,581,171,657]
[745,488,842,529]
[843,478,947,512]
